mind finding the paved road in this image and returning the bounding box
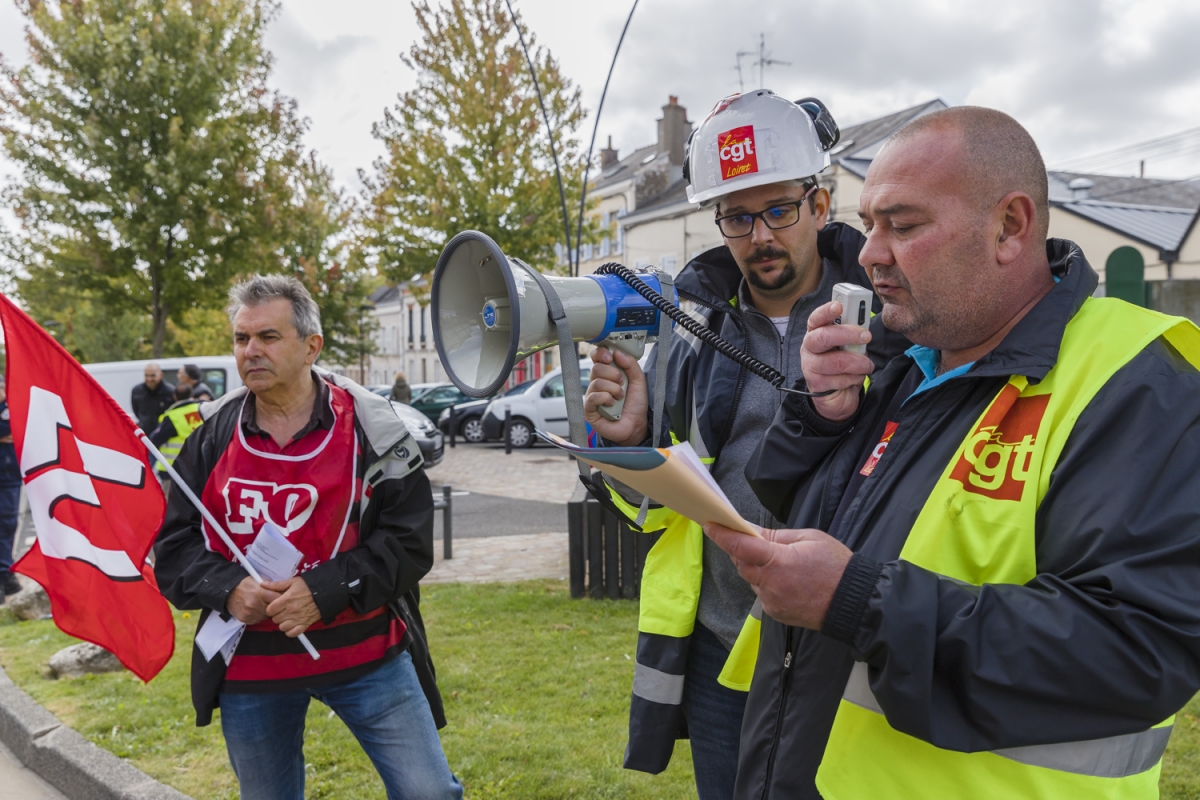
[429,488,566,539]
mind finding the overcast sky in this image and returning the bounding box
[3,0,1200,200]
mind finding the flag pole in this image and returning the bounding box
[138,431,320,661]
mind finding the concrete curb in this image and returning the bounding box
[0,665,190,800]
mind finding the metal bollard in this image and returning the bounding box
[442,484,453,559]
[448,404,457,448]
[504,405,512,455]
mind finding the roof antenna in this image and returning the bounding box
[504,0,573,273]
[754,32,790,88]
[574,0,639,277]
[734,48,754,93]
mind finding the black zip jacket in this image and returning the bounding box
[738,240,1200,798]
[154,372,445,727]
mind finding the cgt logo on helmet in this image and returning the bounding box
[718,126,758,180]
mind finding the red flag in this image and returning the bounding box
[0,294,174,681]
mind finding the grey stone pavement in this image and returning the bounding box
[0,740,67,799]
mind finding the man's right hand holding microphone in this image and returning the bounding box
[800,300,876,422]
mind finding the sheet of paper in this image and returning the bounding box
[195,612,245,663]
[670,441,734,508]
[245,521,302,583]
[195,523,303,664]
[539,432,759,537]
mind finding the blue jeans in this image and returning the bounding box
[682,623,749,800]
[219,650,463,800]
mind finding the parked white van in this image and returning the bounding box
[83,356,241,418]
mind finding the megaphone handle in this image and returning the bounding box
[597,369,629,422]
[596,334,647,422]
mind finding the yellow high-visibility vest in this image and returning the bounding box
[155,402,203,473]
[816,297,1200,799]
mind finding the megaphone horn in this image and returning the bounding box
[431,230,676,421]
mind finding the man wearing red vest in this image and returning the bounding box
[155,275,461,800]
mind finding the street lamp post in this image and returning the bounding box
[358,303,373,385]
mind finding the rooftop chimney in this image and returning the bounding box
[600,135,619,170]
[657,95,691,166]
[1068,177,1094,201]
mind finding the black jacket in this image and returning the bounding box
[738,240,1200,798]
[154,372,445,727]
[131,380,175,433]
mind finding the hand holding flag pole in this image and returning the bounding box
[137,432,320,661]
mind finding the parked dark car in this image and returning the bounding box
[410,383,480,424]
[438,380,535,442]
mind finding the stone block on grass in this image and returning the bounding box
[8,585,51,621]
[49,643,125,679]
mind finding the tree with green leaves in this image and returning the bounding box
[278,155,376,366]
[360,0,596,283]
[0,0,305,358]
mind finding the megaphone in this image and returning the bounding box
[431,230,676,421]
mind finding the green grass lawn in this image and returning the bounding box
[0,580,696,799]
[2,580,1200,798]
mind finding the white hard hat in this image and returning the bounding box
[684,90,840,207]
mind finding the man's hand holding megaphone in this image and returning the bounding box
[585,347,651,446]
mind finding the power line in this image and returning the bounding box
[1054,125,1200,172]
[1086,173,1200,202]
[505,0,573,271]
[574,0,638,278]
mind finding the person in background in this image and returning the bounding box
[0,376,22,599]
[390,371,412,404]
[150,383,202,493]
[131,362,174,433]
[177,363,215,402]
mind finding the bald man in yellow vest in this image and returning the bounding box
[706,106,1200,799]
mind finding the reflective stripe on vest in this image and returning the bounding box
[817,298,1200,800]
[843,661,1172,778]
[155,402,202,471]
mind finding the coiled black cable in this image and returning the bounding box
[593,262,836,398]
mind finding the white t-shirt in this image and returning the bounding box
[769,316,789,338]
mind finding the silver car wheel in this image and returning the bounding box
[507,420,533,448]
[462,418,485,443]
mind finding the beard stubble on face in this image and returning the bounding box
[873,230,995,350]
[743,243,808,297]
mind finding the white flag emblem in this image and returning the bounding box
[21,387,146,580]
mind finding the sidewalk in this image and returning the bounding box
[0,741,66,800]
[425,532,568,584]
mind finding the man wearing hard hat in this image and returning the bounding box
[584,91,907,799]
